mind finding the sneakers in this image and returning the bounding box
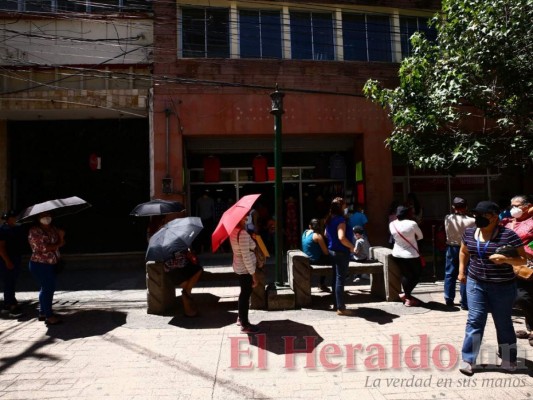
[500,361,517,372]
[445,299,454,307]
[459,360,474,376]
[241,324,260,334]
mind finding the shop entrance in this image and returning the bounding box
[9,119,150,253]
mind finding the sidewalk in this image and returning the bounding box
[0,260,532,400]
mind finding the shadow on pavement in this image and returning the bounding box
[168,293,238,329]
[355,307,400,325]
[44,309,127,341]
[247,319,323,355]
[422,301,462,312]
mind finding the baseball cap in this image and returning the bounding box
[472,201,500,215]
[452,197,467,207]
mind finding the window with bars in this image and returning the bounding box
[182,7,230,58]
[343,13,392,62]
[400,16,437,58]
[290,12,334,61]
[239,9,282,59]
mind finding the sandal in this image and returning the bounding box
[515,330,530,339]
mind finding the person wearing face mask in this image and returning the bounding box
[28,212,65,325]
[458,201,527,376]
[502,195,533,346]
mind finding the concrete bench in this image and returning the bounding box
[286,247,402,307]
[146,261,267,315]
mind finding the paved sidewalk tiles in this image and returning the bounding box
[0,269,532,400]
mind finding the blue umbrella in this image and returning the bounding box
[146,217,203,262]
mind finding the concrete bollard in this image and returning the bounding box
[369,246,402,302]
[286,250,312,307]
[146,261,177,315]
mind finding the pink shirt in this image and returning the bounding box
[28,226,61,264]
[504,217,533,257]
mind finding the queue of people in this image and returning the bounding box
[1,192,532,377]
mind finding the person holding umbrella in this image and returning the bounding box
[28,212,65,325]
[229,213,261,334]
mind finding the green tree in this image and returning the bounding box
[364,0,533,172]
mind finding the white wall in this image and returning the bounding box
[0,18,153,66]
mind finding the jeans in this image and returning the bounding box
[0,256,20,308]
[444,245,467,307]
[29,261,56,318]
[461,278,517,364]
[392,256,422,298]
[237,273,253,327]
[329,250,349,311]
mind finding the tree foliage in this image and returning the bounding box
[363,0,533,172]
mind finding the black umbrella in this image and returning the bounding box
[17,196,91,223]
[130,199,185,217]
[146,217,203,262]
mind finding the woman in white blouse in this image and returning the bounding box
[389,205,424,307]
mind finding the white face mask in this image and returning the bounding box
[39,216,52,225]
[510,207,523,219]
[344,208,349,216]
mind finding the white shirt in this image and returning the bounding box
[389,219,423,258]
[229,227,256,275]
[444,213,476,246]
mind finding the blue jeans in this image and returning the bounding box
[0,256,20,308]
[329,250,349,311]
[444,246,467,307]
[29,261,56,318]
[461,278,517,364]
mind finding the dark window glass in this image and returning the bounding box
[206,8,229,57]
[240,9,281,59]
[400,16,435,59]
[290,12,312,60]
[313,13,334,60]
[261,11,282,58]
[122,0,151,12]
[367,15,391,62]
[56,0,87,12]
[400,16,418,58]
[343,13,367,61]
[0,0,18,11]
[25,0,53,12]
[182,7,229,58]
[90,1,119,13]
[291,12,333,60]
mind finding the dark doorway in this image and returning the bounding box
[9,119,149,253]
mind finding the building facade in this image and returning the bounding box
[1,0,527,255]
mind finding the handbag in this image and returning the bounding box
[495,245,533,281]
[393,223,426,268]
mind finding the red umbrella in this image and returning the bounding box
[211,193,261,252]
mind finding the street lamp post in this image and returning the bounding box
[270,85,285,286]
